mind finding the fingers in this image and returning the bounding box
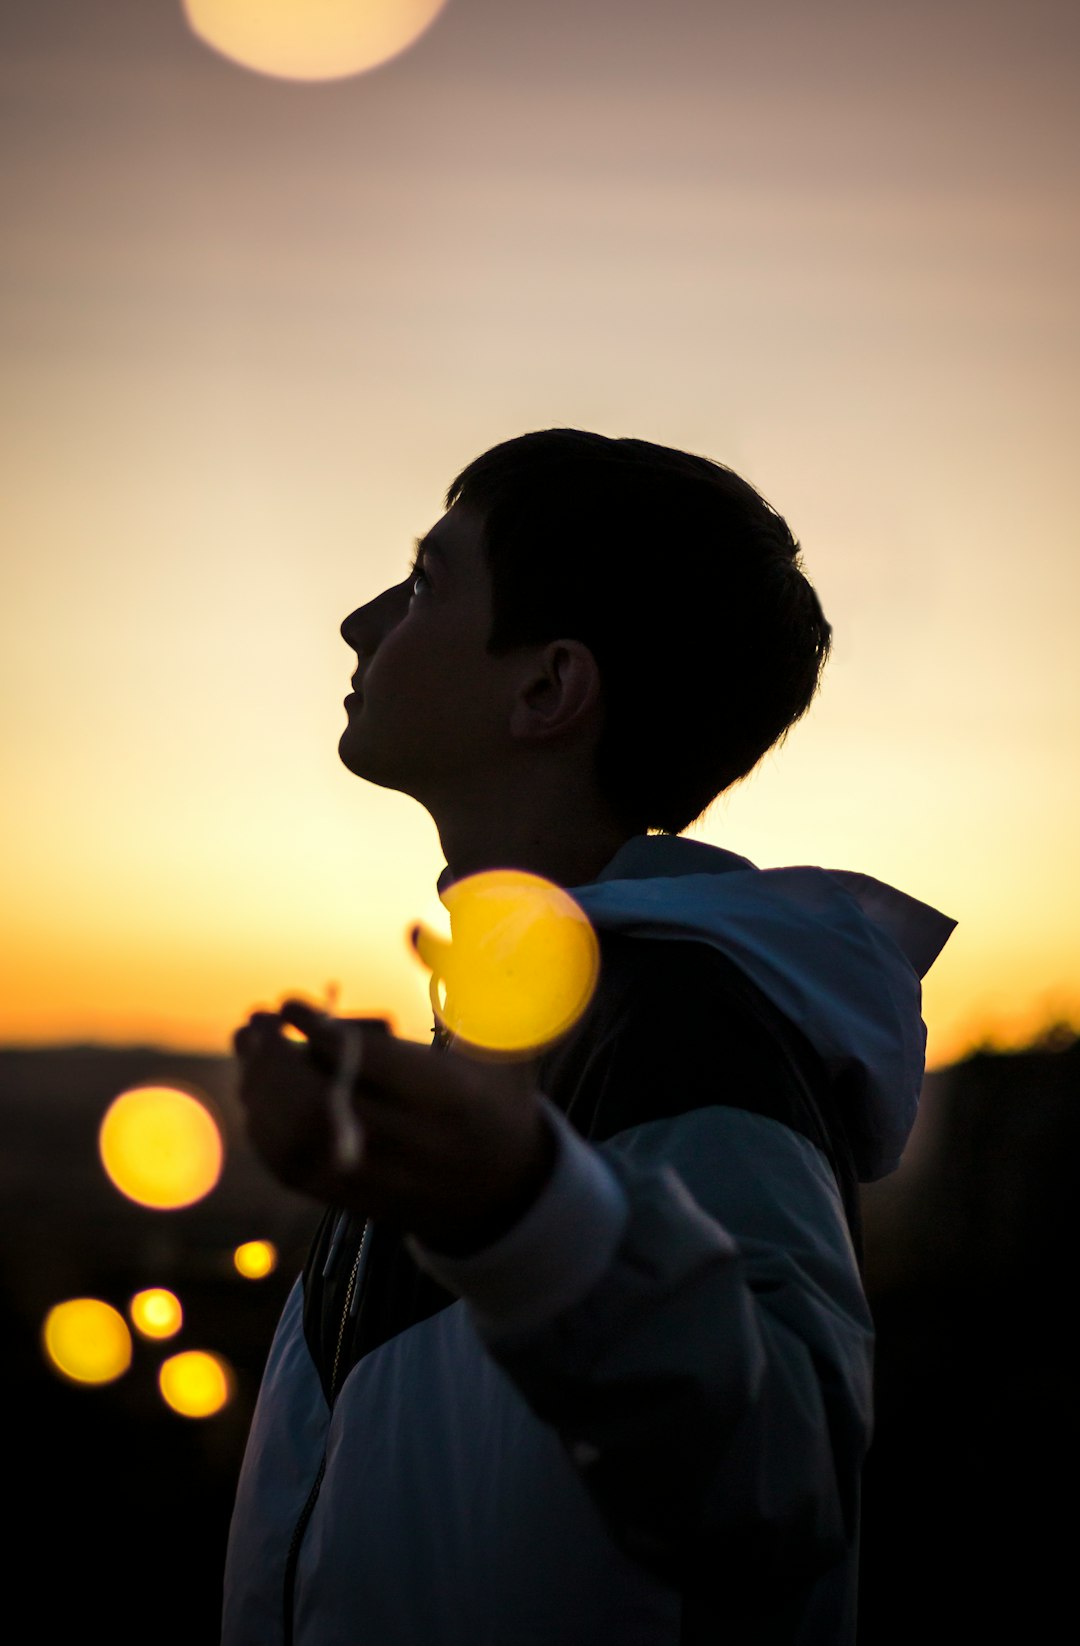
[235,1003,493,1123]
[233,1000,383,1068]
[233,1002,392,1186]
[277,998,331,1039]
[274,999,340,1076]
[234,1010,288,1059]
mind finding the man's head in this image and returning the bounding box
[445,429,831,835]
[339,428,830,843]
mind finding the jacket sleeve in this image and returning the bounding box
[408,1092,873,1599]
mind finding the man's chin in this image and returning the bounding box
[338,725,370,778]
[338,726,412,796]
[338,716,370,769]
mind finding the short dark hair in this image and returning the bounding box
[446,429,831,836]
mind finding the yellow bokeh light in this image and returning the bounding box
[233,1240,278,1279]
[99,1084,223,1210]
[182,0,449,83]
[412,870,600,1056]
[43,1298,132,1385]
[159,1350,234,1419]
[129,1288,184,1340]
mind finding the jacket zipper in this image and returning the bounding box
[281,1217,372,1645]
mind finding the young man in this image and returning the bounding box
[223,431,954,1645]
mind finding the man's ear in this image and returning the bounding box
[509,640,604,744]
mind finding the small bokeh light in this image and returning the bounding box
[412,869,600,1056]
[129,1288,184,1340]
[43,1298,133,1385]
[159,1350,234,1418]
[183,0,450,83]
[233,1240,278,1280]
[99,1084,223,1209]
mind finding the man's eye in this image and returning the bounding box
[410,568,431,598]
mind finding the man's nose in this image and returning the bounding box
[340,605,365,646]
[340,582,407,650]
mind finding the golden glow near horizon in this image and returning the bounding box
[99,1086,224,1210]
[43,1299,133,1385]
[412,870,601,1056]
[158,1349,234,1418]
[129,1288,184,1340]
[182,0,449,82]
[233,1240,278,1279]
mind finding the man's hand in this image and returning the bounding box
[233,1002,559,1257]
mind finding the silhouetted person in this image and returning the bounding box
[224,431,954,1645]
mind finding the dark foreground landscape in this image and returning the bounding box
[3,1033,1077,1641]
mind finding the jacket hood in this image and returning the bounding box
[564,834,956,1182]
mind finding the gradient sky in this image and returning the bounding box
[2,0,1078,1065]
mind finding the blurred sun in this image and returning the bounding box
[412,869,600,1057]
[182,0,450,82]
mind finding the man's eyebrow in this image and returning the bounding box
[411,536,448,576]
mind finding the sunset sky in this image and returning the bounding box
[3,0,1078,1066]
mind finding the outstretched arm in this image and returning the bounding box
[235,980,873,1603]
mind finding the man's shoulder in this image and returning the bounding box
[541,930,826,1136]
[539,930,861,1248]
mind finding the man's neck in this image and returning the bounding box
[436,819,635,892]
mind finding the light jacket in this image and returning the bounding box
[222,834,954,1645]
